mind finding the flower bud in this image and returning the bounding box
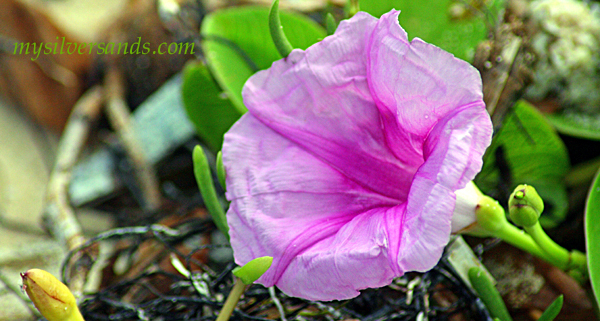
[452,182,507,236]
[452,181,484,234]
[21,269,84,321]
[232,256,273,285]
[475,195,508,233]
[508,184,544,228]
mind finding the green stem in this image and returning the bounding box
[216,278,247,321]
[525,223,587,272]
[493,223,554,263]
[269,0,293,58]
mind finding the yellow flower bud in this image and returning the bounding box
[21,269,84,321]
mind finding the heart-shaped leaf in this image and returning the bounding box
[545,110,600,141]
[359,0,504,61]
[201,6,326,112]
[182,62,240,152]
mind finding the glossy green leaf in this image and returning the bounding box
[537,295,563,321]
[193,145,229,239]
[475,101,570,228]
[545,110,600,141]
[201,6,326,112]
[359,0,504,61]
[182,62,240,152]
[585,168,600,310]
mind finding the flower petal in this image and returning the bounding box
[451,181,484,233]
[398,105,492,271]
[223,9,493,301]
[366,11,486,167]
[276,205,406,300]
[241,12,416,201]
[361,11,492,271]
[224,114,400,299]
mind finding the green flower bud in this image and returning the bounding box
[475,196,508,233]
[232,256,273,285]
[508,184,544,228]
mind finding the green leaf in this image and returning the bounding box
[201,6,326,112]
[182,62,241,152]
[545,110,600,141]
[468,266,513,321]
[359,0,504,61]
[475,101,570,228]
[193,145,229,239]
[537,295,563,321]
[232,256,273,285]
[585,168,600,310]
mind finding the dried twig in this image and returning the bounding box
[473,0,535,130]
[269,287,287,321]
[42,86,104,297]
[42,85,104,251]
[104,67,162,212]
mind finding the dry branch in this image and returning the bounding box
[42,85,104,251]
[104,67,162,212]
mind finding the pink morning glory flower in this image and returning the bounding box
[222,10,493,301]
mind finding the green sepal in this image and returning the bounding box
[232,256,274,285]
[193,145,229,239]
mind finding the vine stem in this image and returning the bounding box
[216,278,247,321]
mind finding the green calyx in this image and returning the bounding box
[475,195,507,233]
[509,184,544,228]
